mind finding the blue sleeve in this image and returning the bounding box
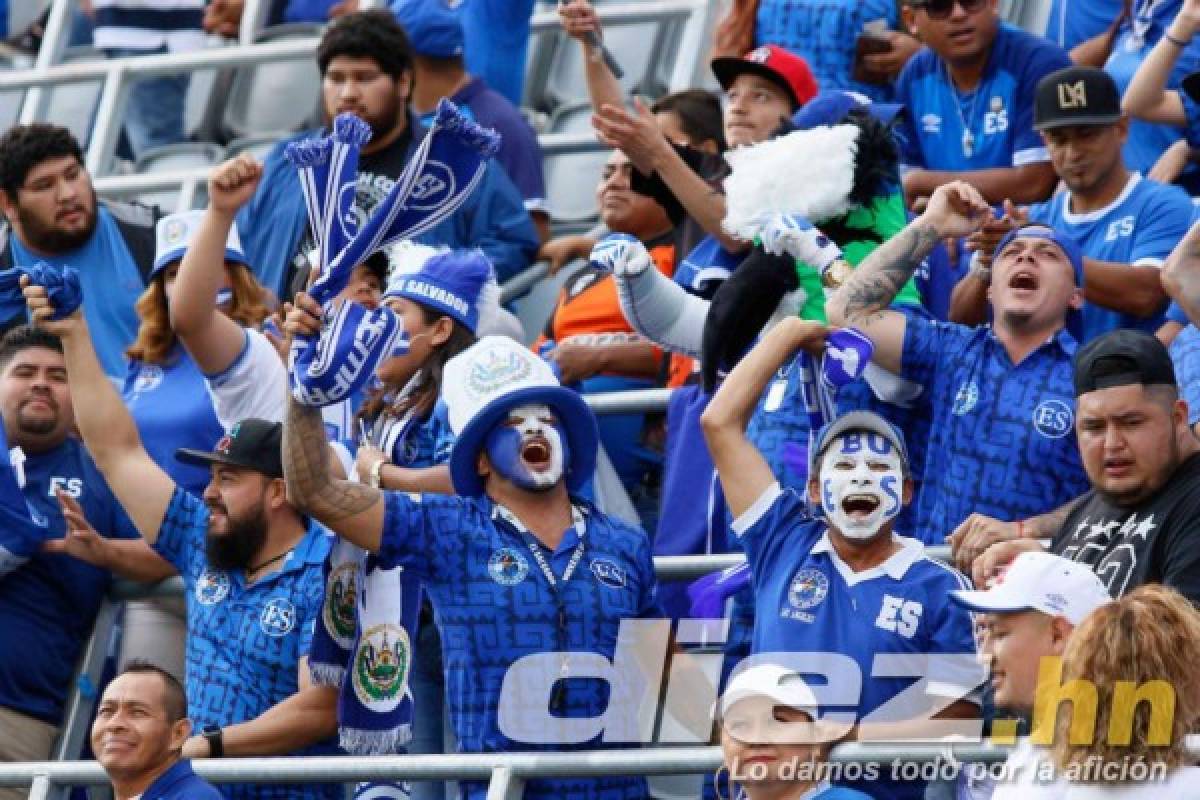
[924,569,985,701]
[900,313,963,394]
[435,160,538,283]
[430,402,455,463]
[1130,186,1192,265]
[731,485,817,589]
[489,112,546,212]
[1183,93,1200,149]
[151,487,209,580]
[377,491,468,582]
[894,60,926,169]
[1167,301,1190,325]
[1011,36,1071,166]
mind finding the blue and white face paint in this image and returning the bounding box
[818,431,904,540]
[484,404,570,491]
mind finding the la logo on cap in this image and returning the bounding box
[747,46,771,64]
[1057,80,1087,109]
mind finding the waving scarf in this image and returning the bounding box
[286,100,500,407]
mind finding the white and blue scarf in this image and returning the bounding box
[286,100,500,408]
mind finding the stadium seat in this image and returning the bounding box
[541,103,609,227]
[0,55,26,135]
[225,134,282,161]
[42,46,104,148]
[132,141,223,213]
[219,23,322,142]
[185,61,235,144]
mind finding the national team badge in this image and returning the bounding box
[1032,399,1073,439]
[352,623,411,710]
[787,568,829,610]
[591,559,627,589]
[487,547,529,586]
[195,569,230,605]
[323,562,360,648]
[131,365,164,394]
[467,347,533,400]
[952,381,979,415]
[260,597,297,637]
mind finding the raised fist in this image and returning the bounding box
[589,233,652,277]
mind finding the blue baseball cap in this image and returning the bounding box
[384,249,491,333]
[994,224,1084,286]
[393,0,464,59]
[790,90,903,130]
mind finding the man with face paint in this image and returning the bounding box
[280,333,661,800]
[701,317,983,800]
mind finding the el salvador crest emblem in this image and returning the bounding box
[487,547,529,586]
[352,623,411,711]
[323,562,360,649]
[195,569,230,605]
[787,568,829,610]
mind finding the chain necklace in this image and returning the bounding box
[945,62,982,158]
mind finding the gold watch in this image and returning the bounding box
[821,259,853,289]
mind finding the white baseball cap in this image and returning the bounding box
[950,551,1111,625]
[721,664,819,720]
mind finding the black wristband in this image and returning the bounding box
[201,725,224,758]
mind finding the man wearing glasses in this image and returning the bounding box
[0,124,158,376]
[896,0,1070,207]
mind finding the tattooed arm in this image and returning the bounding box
[827,181,992,374]
[1161,219,1200,326]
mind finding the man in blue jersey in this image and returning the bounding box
[952,66,1192,342]
[0,124,156,376]
[828,181,1091,544]
[20,284,336,800]
[236,10,538,294]
[699,317,982,800]
[0,326,157,789]
[896,0,1070,206]
[279,327,660,800]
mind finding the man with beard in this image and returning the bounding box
[950,66,1192,341]
[19,281,337,800]
[699,317,982,800]
[827,181,1091,544]
[0,325,156,788]
[0,124,158,376]
[236,10,538,295]
[279,325,660,800]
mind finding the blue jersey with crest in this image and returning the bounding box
[377,491,658,800]
[1030,174,1191,342]
[896,23,1069,172]
[901,318,1090,542]
[152,488,336,800]
[734,484,980,800]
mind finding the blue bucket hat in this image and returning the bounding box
[384,249,491,333]
[442,336,598,497]
[994,224,1085,286]
[393,0,464,58]
[151,210,248,278]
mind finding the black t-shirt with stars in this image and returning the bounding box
[1052,452,1200,604]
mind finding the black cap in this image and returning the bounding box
[1073,330,1177,397]
[1182,71,1200,104]
[175,418,284,479]
[1034,66,1122,130]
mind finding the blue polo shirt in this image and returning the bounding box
[1030,174,1191,342]
[376,491,658,800]
[0,438,139,724]
[152,487,335,800]
[1044,0,1124,50]
[896,23,1070,172]
[141,759,222,800]
[124,346,226,497]
[734,484,981,800]
[901,318,1090,542]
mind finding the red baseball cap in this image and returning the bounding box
[711,45,818,110]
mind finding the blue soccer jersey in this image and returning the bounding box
[1044,0,1124,50]
[901,318,1090,542]
[376,492,659,800]
[734,485,982,800]
[152,488,335,800]
[1030,174,1192,342]
[896,23,1070,172]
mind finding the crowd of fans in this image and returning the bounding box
[4,0,1200,799]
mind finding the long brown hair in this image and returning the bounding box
[712,0,759,59]
[126,263,271,365]
[358,301,477,425]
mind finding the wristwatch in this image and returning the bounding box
[201,725,224,758]
[821,259,854,289]
[368,458,386,489]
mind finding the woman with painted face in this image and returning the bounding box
[700,317,982,800]
[715,664,871,800]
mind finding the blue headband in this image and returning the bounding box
[994,225,1084,286]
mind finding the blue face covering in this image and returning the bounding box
[483,404,571,491]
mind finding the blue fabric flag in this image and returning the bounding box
[0,417,50,578]
[289,300,408,408]
[19,262,83,320]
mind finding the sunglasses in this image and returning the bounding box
[911,0,987,20]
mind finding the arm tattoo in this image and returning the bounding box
[839,223,941,323]
[1026,494,1084,539]
[283,396,381,521]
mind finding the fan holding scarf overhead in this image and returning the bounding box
[286,99,500,756]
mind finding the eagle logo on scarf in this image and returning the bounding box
[352,623,411,709]
[323,561,360,647]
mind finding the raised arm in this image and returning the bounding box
[171,155,264,375]
[21,286,175,541]
[902,162,1058,207]
[559,0,624,118]
[282,294,385,551]
[700,317,827,518]
[828,181,991,373]
[1162,220,1200,325]
[1121,0,1200,125]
